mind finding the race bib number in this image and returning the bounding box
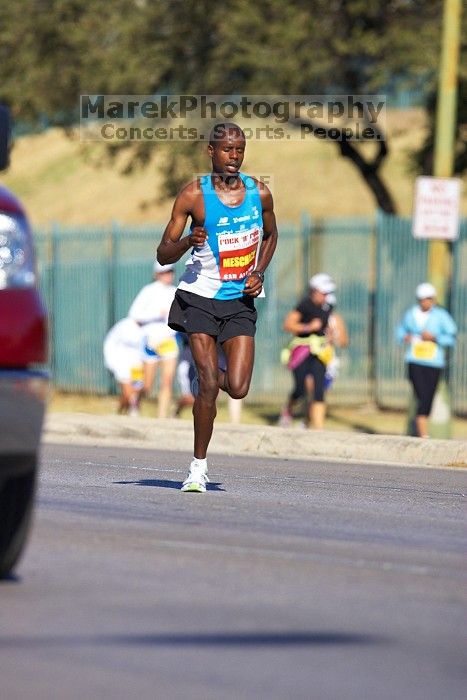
[412,340,437,361]
[218,227,261,281]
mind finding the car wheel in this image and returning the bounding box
[0,459,37,579]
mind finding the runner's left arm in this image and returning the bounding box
[244,183,278,296]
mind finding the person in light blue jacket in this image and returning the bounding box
[396,282,457,438]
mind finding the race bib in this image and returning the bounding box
[218,226,261,281]
[130,364,144,388]
[412,340,437,361]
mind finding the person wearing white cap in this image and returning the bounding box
[128,261,179,418]
[396,282,457,438]
[280,273,337,429]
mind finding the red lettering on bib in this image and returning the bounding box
[219,227,261,281]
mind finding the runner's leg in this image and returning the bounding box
[308,356,326,429]
[303,374,315,426]
[174,359,195,416]
[143,361,157,396]
[189,333,219,459]
[409,364,440,438]
[158,357,177,419]
[220,335,255,399]
[118,381,137,414]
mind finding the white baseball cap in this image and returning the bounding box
[154,261,174,274]
[416,282,436,300]
[309,273,336,294]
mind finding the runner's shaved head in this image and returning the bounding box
[209,122,245,146]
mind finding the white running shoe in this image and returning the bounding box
[181,461,209,493]
[277,411,292,427]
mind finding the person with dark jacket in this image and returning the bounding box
[280,273,336,429]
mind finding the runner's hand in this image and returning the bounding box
[303,318,323,333]
[421,331,436,342]
[188,227,208,247]
[244,272,263,297]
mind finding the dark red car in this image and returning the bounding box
[0,106,48,578]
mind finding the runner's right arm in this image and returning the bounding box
[157,183,207,265]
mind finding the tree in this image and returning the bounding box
[412,78,467,178]
[202,0,445,213]
[0,0,459,212]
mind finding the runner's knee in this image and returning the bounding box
[198,367,219,400]
[227,376,250,400]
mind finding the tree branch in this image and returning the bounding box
[290,117,397,214]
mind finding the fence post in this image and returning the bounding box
[311,217,324,277]
[299,212,312,295]
[109,221,119,330]
[369,214,378,405]
[50,222,60,382]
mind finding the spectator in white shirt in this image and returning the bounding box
[128,262,179,418]
[103,317,145,416]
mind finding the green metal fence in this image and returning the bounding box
[35,215,466,412]
[304,217,374,404]
[36,224,165,394]
[451,219,467,415]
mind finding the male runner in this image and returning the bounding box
[157,122,278,492]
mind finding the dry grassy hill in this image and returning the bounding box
[3,109,466,228]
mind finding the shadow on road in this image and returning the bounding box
[0,630,387,648]
[114,479,225,491]
[0,573,21,585]
[103,630,386,647]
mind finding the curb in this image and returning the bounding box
[43,412,467,470]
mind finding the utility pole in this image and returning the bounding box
[427,0,462,438]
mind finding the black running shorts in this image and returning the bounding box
[168,289,257,343]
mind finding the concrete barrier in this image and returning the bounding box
[43,412,467,469]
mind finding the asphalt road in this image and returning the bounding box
[1,443,466,700]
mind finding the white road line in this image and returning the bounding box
[124,537,467,580]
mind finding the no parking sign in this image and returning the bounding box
[412,176,461,240]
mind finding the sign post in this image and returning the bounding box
[409,0,461,438]
[411,0,462,438]
[413,176,461,244]
[409,176,461,439]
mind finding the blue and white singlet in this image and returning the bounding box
[177,173,264,300]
